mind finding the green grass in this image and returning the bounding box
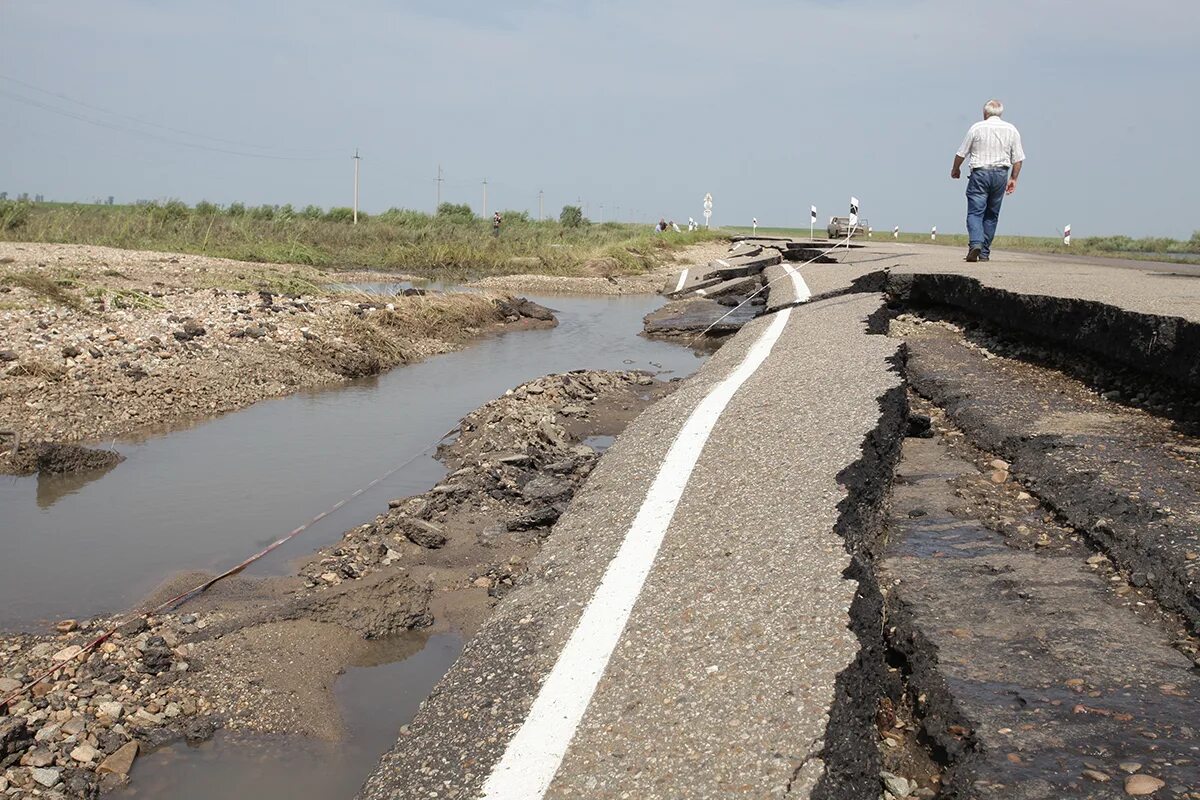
[726,225,1200,264]
[0,200,727,279]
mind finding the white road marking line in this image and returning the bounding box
[673,268,689,293]
[782,263,812,303]
[717,258,730,267]
[479,308,794,800]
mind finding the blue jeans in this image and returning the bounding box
[966,167,1008,258]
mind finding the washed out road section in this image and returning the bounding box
[359,292,901,799]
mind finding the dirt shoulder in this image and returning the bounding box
[467,240,730,295]
[0,369,674,797]
[0,242,554,467]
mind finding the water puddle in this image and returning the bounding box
[888,517,1008,560]
[0,293,704,630]
[114,632,462,799]
[582,434,616,453]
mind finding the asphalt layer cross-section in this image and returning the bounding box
[358,292,900,799]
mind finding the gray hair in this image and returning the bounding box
[983,99,1004,118]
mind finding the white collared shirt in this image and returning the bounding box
[956,116,1026,170]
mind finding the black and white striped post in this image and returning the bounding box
[931,225,937,241]
[1064,224,1071,246]
[893,226,899,239]
[810,205,816,240]
[848,197,859,236]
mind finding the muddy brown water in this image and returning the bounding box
[113,632,462,799]
[1,292,703,631]
[2,290,704,798]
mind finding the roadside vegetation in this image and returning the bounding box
[728,224,1200,264]
[0,198,725,278]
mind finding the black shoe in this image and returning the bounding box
[979,256,989,262]
[965,246,981,262]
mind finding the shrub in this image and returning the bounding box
[301,204,323,219]
[498,209,530,224]
[140,199,189,223]
[250,204,278,221]
[325,206,355,223]
[559,205,584,227]
[437,202,474,221]
[227,202,246,217]
[0,199,32,231]
[194,200,220,215]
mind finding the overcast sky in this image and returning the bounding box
[2,1,1197,237]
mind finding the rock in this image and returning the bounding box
[97,701,124,720]
[61,345,82,358]
[1119,762,1143,774]
[1124,774,1165,795]
[401,518,447,549]
[70,743,99,763]
[880,771,913,797]
[60,716,85,736]
[988,469,1009,484]
[0,350,18,362]
[25,748,54,768]
[54,619,77,633]
[31,767,61,788]
[1083,769,1111,782]
[521,476,572,502]
[0,677,21,693]
[245,325,265,339]
[507,504,563,531]
[988,458,1010,471]
[96,740,138,777]
[52,644,83,662]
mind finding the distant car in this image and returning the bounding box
[827,216,869,238]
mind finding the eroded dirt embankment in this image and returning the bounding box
[0,369,671,796]
[0,242,556,471]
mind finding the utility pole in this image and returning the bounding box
[352,149,360,225]
[538,189,544,221]
[435,164,443,211]
[482,178,488,217]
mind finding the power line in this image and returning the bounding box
[0,87,339,162]
[0,73,335,156]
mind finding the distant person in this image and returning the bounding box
[658,218,668,233]
[671,221,681,232]
[492,211,502,238]
[688,217,696,231]
[951,99,1025,262]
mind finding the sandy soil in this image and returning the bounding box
[0,243,553,468]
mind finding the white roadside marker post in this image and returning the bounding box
[893,226,899,239]
[931,226,937,241]
[1064,224,1071,246]
[810,205,816,240]
[703,192,713,229]
[848,197,859,237]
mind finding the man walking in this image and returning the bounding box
[951,99,1025,262]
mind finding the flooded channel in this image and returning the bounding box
[2,289,705,799]
[113,633,462,799]
[0,292,703,631]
